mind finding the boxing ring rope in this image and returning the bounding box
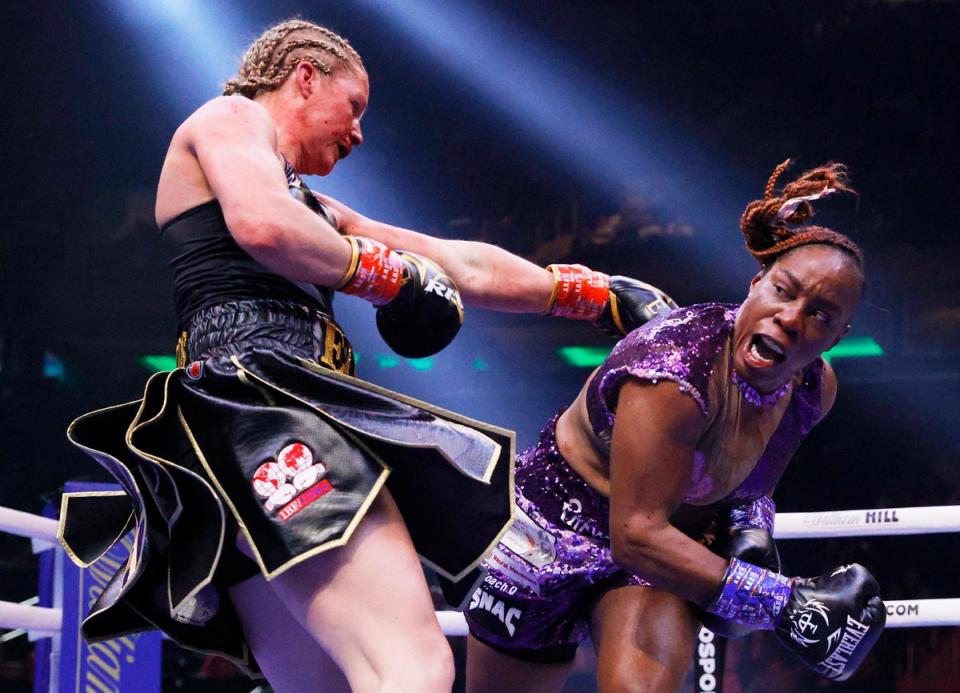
[0,600,61,635]
[1,503,959,639]
[0,505,59,550]
[772,505,960,539]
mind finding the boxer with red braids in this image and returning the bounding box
[465,160,885,691]
[57,17,672,693]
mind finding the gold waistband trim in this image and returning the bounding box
[176,314,354,376]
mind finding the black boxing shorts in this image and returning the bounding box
[60,299,515,675]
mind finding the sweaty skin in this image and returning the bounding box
[151,46,625,692]
[156,62,555,311]
[554,245,859,605]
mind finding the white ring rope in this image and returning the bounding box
[7,504,957,545]
[0,506,59,543]
[1,504,959,636]
[0,600,61,635]
[436,610,470,637]
[434,599,960,635]
[773,505,960,538]
[883,599,960,628]
[2,601,956,637]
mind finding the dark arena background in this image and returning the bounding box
[3,1,960,691]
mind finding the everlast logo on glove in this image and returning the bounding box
[775,563,885,682]
[782,597,874,678]
[787,599,831,647]
[817,615,873,679]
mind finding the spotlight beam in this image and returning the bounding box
[354,0,755,288]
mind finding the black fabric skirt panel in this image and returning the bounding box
[176,356,389,580]
[59,348,515,673]
[230,349,517,581]
[62,379,255,673]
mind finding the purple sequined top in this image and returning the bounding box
[586,303,824,504]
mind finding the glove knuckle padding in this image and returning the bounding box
[376,252,463,358]
[598,276,678,336]
[776,563,885,681]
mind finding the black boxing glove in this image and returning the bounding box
[336,236,463,357]
[697,497,780,639]
[595,276,677,336]
[704,557,884,681]
[289,182,463,357]
[375,251,464,358]
[544,264,676,336]
[775,563,885,681]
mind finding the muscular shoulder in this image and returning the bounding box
[157,96,282,227]
[617,378,706,444]
[177,95,276,147]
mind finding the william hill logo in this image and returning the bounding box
[864,510,899,524]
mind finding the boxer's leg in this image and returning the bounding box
[465,635,574,693]
[230,489,454,692]
[229,573,352,692]
[590,586,698,693]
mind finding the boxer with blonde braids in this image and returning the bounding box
[58,17,673,692]
[465,160,885,692]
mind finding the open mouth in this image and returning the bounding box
[746,334,787,368]
[336,143,350,160]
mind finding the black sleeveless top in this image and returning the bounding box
[160,160,338,328]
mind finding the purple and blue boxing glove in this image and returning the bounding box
[702,494,884,682]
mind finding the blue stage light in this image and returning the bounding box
[108,0,247,113]
[353,0,757,289]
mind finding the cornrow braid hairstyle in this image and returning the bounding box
[223,19,365,99]
[740,159,863,266]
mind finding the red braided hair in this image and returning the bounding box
[740,159,863,265]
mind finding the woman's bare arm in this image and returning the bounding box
[607,378,728,605]
[316,194,555,312]
[185,96,353,286]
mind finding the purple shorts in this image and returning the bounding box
[464,415,649,662]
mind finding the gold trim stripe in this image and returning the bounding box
[125,370,227,618]
[543,264,562,315]
[333,235,362,290]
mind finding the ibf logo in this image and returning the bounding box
[864,510,899,524]
[469,586,523,637]
[251,442,333,522]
